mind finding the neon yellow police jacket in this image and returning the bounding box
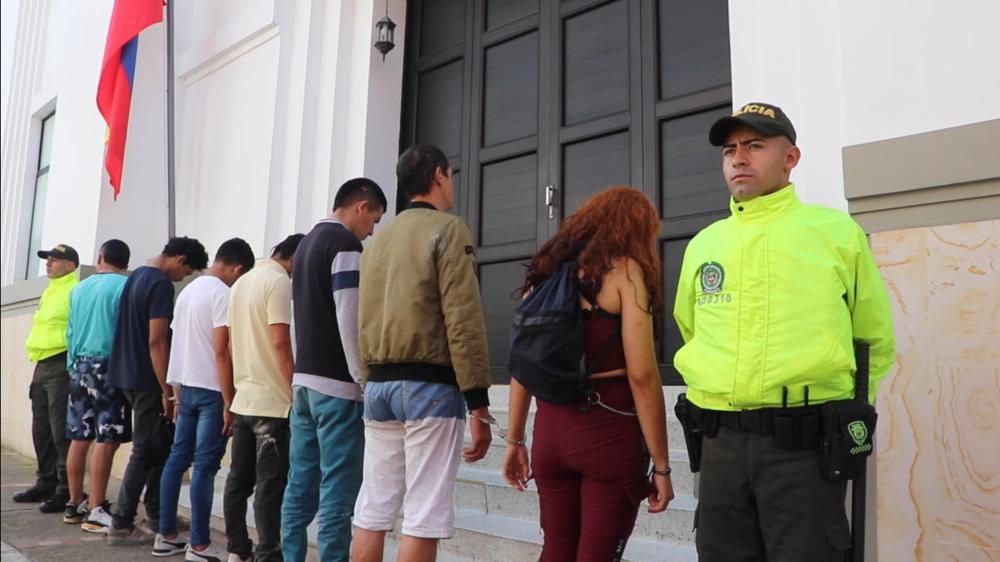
[25,271,79,362]
[673,185,894,410]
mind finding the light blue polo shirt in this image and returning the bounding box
[67,272,128,366]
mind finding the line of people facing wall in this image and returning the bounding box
[16,102,894,562]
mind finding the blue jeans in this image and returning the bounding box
[159,385,227,546]
[281,385,364,562]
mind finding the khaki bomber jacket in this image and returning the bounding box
[359,202,491,410]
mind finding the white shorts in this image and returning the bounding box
[353,381,466,539]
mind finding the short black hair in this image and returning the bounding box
[99,239,130,270]
[162,236,209,270]
[397,144,450,200]
[333,178,388,213]
[214,238,255,273]
[270,233,304,260]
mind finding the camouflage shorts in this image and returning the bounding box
[66,357,132,443]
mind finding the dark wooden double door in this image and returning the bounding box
[400,0,732,383]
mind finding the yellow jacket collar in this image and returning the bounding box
[48,271,79,288]
[730,184,800,224]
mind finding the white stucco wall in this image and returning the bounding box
[728,0,1000,212]
[1,0,406,284]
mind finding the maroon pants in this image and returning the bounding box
[531,378,650,562]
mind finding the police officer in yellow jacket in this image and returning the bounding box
[673,103,894,561]
[15,244,80,513]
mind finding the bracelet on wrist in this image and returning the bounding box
[650,465,672,476]
[505,437,526,447]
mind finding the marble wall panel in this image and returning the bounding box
[873,220,1000,562]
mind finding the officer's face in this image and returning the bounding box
[45,257,76,279]
[721,126,800,202]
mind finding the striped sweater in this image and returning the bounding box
[291,219,363,401]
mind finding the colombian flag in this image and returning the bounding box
[96,0,164,199]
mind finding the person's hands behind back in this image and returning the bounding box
[502,444,531,491]
[464,407,492,462]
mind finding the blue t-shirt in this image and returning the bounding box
[66,272,128,366]
[107,266,175,391]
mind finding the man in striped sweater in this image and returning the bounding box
[281,178,387,562]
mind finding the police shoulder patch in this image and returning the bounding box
[700,262,724,294]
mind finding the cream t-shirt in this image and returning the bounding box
[228,259,292,418]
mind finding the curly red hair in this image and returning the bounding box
[523,187,662,318]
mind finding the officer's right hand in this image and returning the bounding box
[647,472,674,513]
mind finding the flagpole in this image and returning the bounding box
[165,0,176,237]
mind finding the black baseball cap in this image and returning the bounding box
[37,244,79,265]
[709,102,797,146]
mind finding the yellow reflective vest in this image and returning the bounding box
[673,185,894,410]
[25,272,79,362]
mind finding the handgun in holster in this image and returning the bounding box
[674,393,715,473]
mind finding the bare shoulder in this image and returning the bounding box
[607,257,643,283]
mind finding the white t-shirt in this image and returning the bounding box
[167,275,229,391]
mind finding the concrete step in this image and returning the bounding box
[380,508,696,562]
[178,482,696,562]
[454,465,697,546]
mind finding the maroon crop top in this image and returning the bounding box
[583,307,626,373]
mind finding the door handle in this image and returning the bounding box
[545,185,556,219]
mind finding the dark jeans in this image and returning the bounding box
[113,389,174,529]
[531,379,650,562]
[696,426,851,562]
[224,414,289,562]
[29,354,70,495]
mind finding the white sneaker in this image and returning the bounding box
[185,544,228,562]
[152,533,188,556]
[227,553,254,562]
[81,503,112,533]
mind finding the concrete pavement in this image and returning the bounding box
[0,448,225,562]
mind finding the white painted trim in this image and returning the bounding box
[179,24,280,87]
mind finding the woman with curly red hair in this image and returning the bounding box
[502,187,673,561]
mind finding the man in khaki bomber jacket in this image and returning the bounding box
[352,144,493,562]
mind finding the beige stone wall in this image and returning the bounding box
[1,312,41,458]
[872,220,1000,561]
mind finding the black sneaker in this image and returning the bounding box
[40,492,70,513]
[63,496,90,524]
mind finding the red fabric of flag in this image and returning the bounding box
[96,0,163,199]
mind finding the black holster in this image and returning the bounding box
[674,393,715,473]
[819,399,877,482]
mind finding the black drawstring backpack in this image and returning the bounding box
[507,262,619,404]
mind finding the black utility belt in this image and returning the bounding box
[691,403,823,449]
[38,352,68,364]
[675,395,877,482]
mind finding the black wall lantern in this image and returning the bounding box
[374,1,396,61]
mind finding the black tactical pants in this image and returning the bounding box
[696,426,851,562]
[29,354,70,496]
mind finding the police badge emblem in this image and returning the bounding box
[700,262,724,294]
[848,420,868,447]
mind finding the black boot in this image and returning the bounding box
[12,486,52,503]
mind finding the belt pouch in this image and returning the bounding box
[819,400,877,482]
[773,409,821,449]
